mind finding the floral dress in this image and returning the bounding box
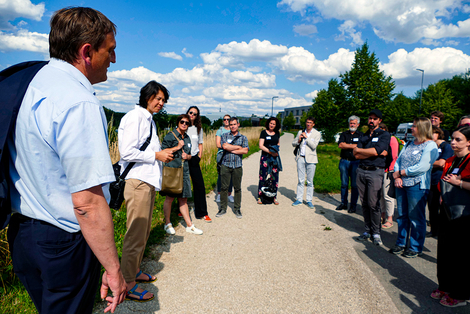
[257,130,280,198]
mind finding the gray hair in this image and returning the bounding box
[348,115,360,124]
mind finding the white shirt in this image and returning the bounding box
[118,105,162,189]
[187,125,203,156]
[300,129,313,156]
[8,58,115,233]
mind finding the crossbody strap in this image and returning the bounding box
[120,123,153,179]
[218,135,241,165]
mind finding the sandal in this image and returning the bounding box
[382,219,393,229]
[125,284,154,302]
[257,199,262,205]
[440,295,467,307]
[273,199,279,205]
[136,270,157,283]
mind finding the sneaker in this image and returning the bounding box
[431,289,448,300]
[372,235,383,246]
[216,194,220,203]
[306,201,315,209]
[355,233,370,241]
[178,213,183,218]
[440,295,467,307]
[215,209,226,217]
[292,200,302,206]
[234,210,242,219]
[228,195,234,203]
[389,245,405,255]
[164,223,175,235]
[186,225,203,235]
[402,249,421,258]
[335,203,347,211]
[196,215,212,223]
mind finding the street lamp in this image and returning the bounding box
[271,96,279,117]
[416,69,424,115]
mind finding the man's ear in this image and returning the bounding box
[78,43,93,65]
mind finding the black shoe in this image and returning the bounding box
[234,210,242,219]
[402,249,422,258]
[348,207,356,213]
[335,203,347,211]
[215,209,226,217]
[389,245,405,255]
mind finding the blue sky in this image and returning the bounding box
[1,0,470,117]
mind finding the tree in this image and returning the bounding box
[340,43,395,119]
[382,93,415,132]
[443,71,470,115]
[283,112,295,130]
[212,118,223,130]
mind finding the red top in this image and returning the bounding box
[438,153,470,192]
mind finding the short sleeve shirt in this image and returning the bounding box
[187,125,203,156]
[220,132,248,168]
[357,128,391,168]
[7,58,115,233]
[260,130,280,155]
[338,130,363,160]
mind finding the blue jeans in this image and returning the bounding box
[338,159,359,207]
[395,184,429,253]
[296,157,316,202]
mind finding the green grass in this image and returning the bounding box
[315,143,341,194]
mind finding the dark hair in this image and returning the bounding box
[379,122,388,132]
[229,117,239,123]
[49,7,116,64]
[186,106,202,134]
[176,114,191,130]
[457,115,470,128]
[455,126,470,141]
[138,81,170,109]
[432,125,444,140]
[430,111,445,121]
[306,116,315,124]
[265,117,281,133]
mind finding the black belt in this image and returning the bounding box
[359,165,384,171]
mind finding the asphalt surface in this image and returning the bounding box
[94,133,470,314]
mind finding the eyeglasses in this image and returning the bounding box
[179,121,190,126]
[189,111,197,116]
[223,118,230,121]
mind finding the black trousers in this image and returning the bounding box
[189,155,208,218]
[427,184,440,236]
[8,215,101,314]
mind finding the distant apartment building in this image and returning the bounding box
[278,105,312,129]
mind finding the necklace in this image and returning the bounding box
[448,153,470,175]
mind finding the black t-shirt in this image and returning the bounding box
[338,130,363,160]
[260,130,280,155]
[357,128,391,168]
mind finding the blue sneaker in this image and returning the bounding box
[292,200,302,206]
[306,201,315,209]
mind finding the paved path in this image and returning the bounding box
[94,133,466,314]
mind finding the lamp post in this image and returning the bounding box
[416,69,424,115]
[271,96,279,117]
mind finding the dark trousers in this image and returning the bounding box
[437,210,470,300]
[356,167,384,235]
[220,165,243,211]
[339,159,360,208]
[427,184,440,236]
[8,215,101,314]
[189,155,208,218]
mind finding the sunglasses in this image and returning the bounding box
[189,111,198,116]
[223,118,230,121]
[179,120,190,126]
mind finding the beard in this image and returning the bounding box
[349,127,357,132]
[368,122,375,129]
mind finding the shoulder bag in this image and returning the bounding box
[160,131,185,195]
[109,123,153,210]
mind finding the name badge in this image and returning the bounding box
[191,134,198,139]
[266,136,271,140]
[372,137,378,142]
[353,138,359,142]
[227,139,233,144]
[438,148,442,153]
[412,150,419,155]
[187,143,191,148]
[452,168,459,174]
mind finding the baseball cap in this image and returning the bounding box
[369,109,383,119]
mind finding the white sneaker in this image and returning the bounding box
[164,223,175,235]
[186,225,203,235]
[216,194,220,202]
[228,195,234,203]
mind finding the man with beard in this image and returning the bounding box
[353,109,391,246]
[336,115,363,213]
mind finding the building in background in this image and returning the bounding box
[278,105,312,129]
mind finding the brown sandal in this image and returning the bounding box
[382,219,393,229]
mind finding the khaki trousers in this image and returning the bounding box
[121,179,155,282]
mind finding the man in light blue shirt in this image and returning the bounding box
[7,7,126,314]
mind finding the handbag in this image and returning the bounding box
[109,123,153,210]
[293,131,303,156]
[160,131,185,195]
[440,156,470,220]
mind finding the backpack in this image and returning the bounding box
[0,61,48,229]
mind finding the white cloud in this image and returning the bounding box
[0,29,48,53]
[335,20,363,45]
[0,0,45,30]
[278,0,470,44]
[305,90,318,99]
[182,48,193,58]
[293,24,318,36]
[158,52,183,61]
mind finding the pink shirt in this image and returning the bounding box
[388,136,399,172]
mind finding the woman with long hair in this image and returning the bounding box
[161,114,203,235]
[431,126,470,308]
[389,117,438,258]
[257,117,282,205]
[186,106,211,222]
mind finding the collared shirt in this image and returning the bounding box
[338,130,363,160]
[357,127,391,168]
[187,125,203,156]
[220,131,248,168]
[118,105,162,189]
[8,58,115,233]
[300,129,313,157]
